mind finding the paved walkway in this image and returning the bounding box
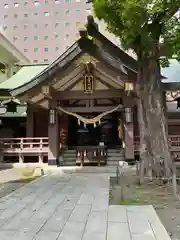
[0,173,171,240]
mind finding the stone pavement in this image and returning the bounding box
[0,173,171,240]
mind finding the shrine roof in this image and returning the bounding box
[8,16,137,98]
[0,65,48,90]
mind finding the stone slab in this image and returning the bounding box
[82,231,106,240]
[69,205,91,222]
[85,211,107,233]
[0,173,172,240]
[33,231,59,240]
[108,205,127,222]
[107,222,131,240]
[57,221,86,240]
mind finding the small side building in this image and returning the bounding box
[0,32,30,83]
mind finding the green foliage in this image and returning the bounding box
[93,0,180,62]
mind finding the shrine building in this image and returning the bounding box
[0,16,180,167]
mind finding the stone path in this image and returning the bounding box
[0,173,171,240]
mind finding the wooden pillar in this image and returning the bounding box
[26,104,34,137]
[124,107,134,161]
[48,102,59,166]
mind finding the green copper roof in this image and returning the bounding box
[161,59,180,83]
[0,65,48,90]
[0,105,27,117]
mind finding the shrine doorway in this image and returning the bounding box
[67,113,120,147]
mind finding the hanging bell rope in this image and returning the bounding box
[57,104,122,125]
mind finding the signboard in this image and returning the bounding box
[84,74,94,94]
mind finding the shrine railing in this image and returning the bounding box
[76,146,107,166]
[0,137,49,163]
[134,135,180,154]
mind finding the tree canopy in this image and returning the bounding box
[93,0,180,65]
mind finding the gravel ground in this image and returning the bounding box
[0,182,26,199]
[109,172,180,240]
[0,168,38,199]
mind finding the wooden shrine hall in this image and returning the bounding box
[0,16,180,167]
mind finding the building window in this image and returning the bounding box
[4,15,8,19]
[34,36,38,40]
[45,24,48,28]
[55,34,59,39]
[14,14,18,18]
[65,0,71,2]
[24,24,28,29]
[4,4,8,9]
[65,33,69,38]
[65,10,70,15]
[13,37,18,42]
[14,3,19,7]
[13,26,18,30]
[24,2,28,6]
[44,59,48,62]
[65,22,70,27]
[44,48,48,52]
[24,49,28,52]
[34,24,38,28]
[3,26,7,31]
[24,13,28,17]
[34,12,38,16]
[33,60,38,63]
[55,23,59,28]
[24,36,28,41]
[55,47,59,51]
[44,36,48,40]
[76,10,80,14]
[55,12,59,16]
[34,1,39,6]
[44,12,49,17]
[44,0,48,3]
[34,48,38,52]
[86,8,91,14]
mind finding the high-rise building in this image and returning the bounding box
[0,0,91,63]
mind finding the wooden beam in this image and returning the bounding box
[163,83,180,91]
[58,89,125,100]
[58,105,124,113]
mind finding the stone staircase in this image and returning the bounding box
[61,147,125,167]
[107,148,125,166]
[62,149,76,166]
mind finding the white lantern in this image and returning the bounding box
[49,109,56,125]
[125,107,132,123]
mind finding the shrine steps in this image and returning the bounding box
[61,147,125,167]
[62,149,76,166]
[107,148,125,166]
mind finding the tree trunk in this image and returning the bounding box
[137,52,172,179]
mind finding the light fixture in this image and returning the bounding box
[49,109,56,125]
[125,107,132,123]
[0,106,7,114]
[124,82,134,91]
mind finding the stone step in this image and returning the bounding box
[107,157,124,160]
[63,155,77,158]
